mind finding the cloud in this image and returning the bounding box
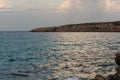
[57,0,71,12]
[0,4,7,9]
[0,0,11,9]
[58,0,120,13]
[57,0,81,13]
[106,0,120,12]
[0,0,57,11]
[99,0,120,12]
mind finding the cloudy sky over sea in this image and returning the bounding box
[0,0,120,31]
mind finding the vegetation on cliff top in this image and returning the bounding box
[30,21,120,32]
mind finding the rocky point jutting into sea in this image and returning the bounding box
[30,21,120,32]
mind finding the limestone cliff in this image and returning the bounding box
[30,21,120,32]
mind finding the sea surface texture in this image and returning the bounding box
[0,32,120,80]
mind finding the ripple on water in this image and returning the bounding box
[0,32,120,80]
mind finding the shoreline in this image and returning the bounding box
[30,21,120,32]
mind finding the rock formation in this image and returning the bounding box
[30,21,120,32]
[94,53,120,80]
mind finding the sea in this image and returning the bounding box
[0,32,120,80]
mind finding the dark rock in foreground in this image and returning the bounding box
[30,21,120,32]
[94,75,106,80]
[93,53,120,80]
[115,53,120,66]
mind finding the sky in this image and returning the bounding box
[0,0,120,31]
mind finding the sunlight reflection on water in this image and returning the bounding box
[48,32,120,79]
[0,32,120,80]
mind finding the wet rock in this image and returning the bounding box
[107,73,120,80]
[116,67,120,74]
[94,75,106,80]
[93,53,120,80]
[107,74,115,80]
[115,53,120,66]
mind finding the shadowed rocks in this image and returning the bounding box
[115,53,120,66]
[94,75,106,80]
[94,53,120,80]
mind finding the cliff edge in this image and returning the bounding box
[30,21,120,32]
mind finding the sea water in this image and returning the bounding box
[0,32,120,80]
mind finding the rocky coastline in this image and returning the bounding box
[49,53,120,80]
[30,21,120,32]
[93,53,120,80]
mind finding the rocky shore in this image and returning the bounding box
[49,53,120,80]
[93,53,120,80]
[30,21,120,32]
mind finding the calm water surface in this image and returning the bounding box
[0,32,120,80]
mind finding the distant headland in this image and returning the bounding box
[30,21,120,32]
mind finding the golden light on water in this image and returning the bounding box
[49,33,118,79]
